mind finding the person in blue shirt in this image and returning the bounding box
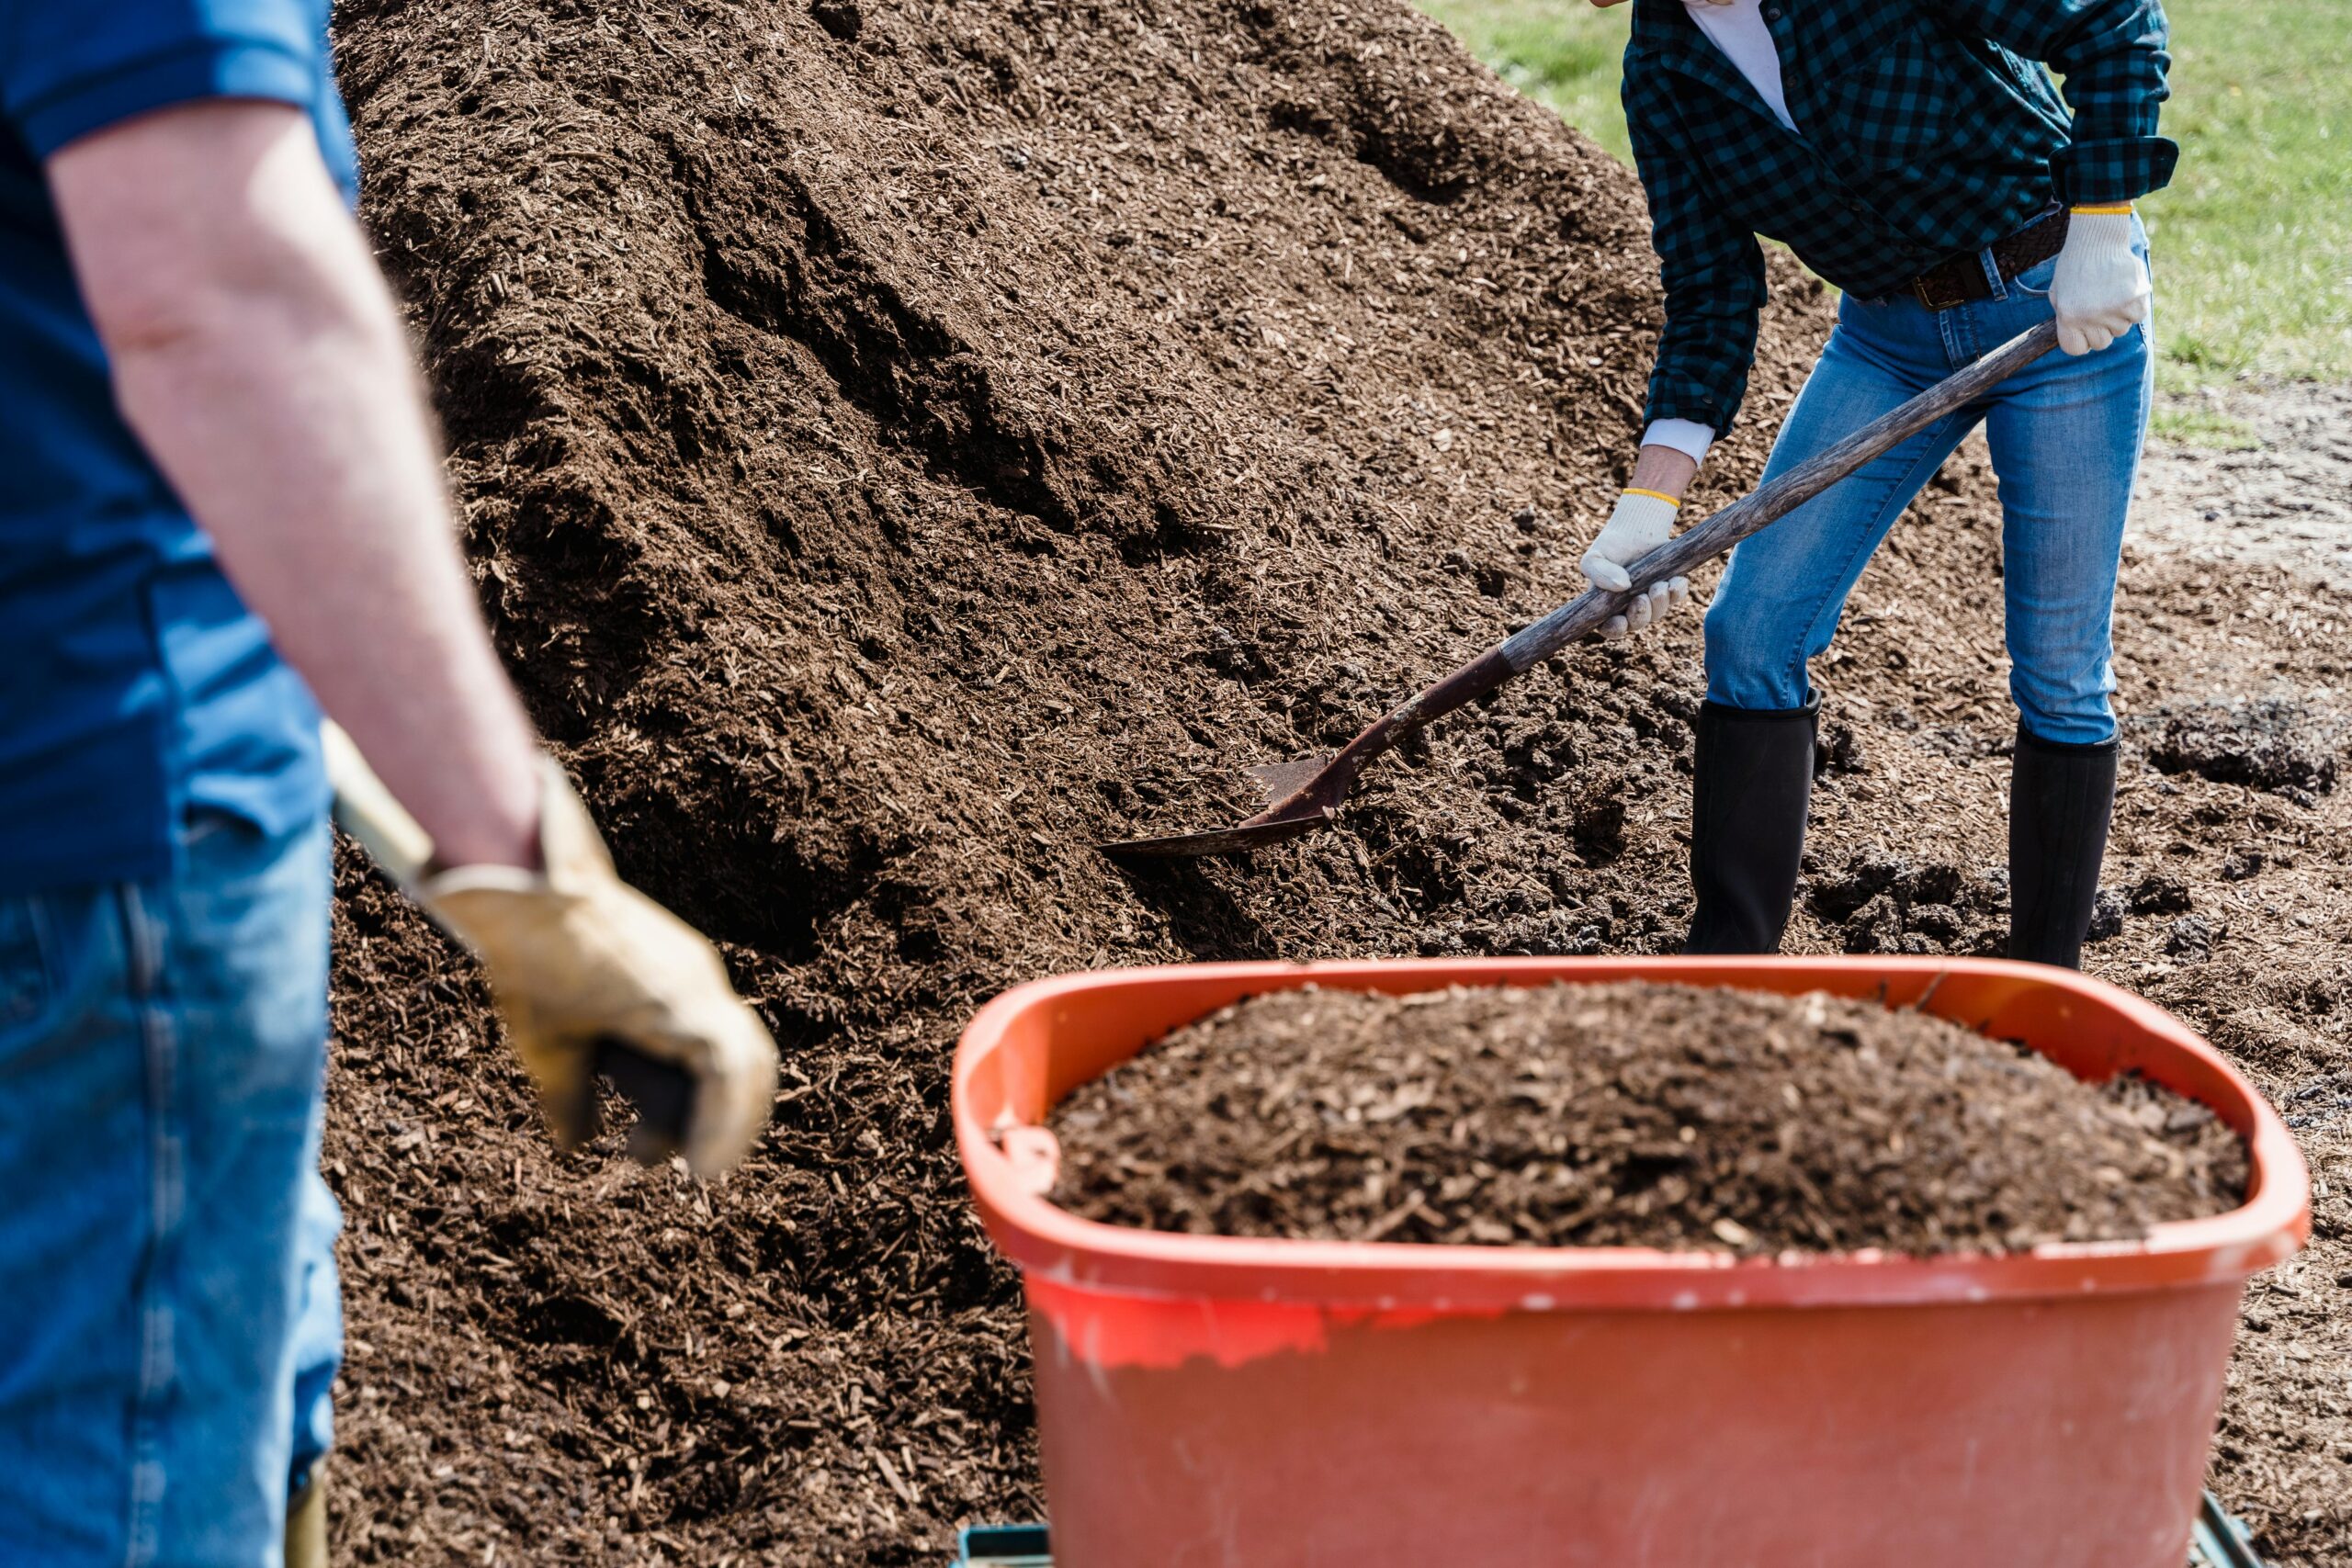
[0,7,779,1564]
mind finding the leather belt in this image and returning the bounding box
[1906,207,2070,311]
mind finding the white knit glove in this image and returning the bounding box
[1579,489,1691,640]
[2048,209,2151,355]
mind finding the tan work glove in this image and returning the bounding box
[325,726,779,1178]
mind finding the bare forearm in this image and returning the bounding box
[50,104,537,869]
[110,275,539,867]
[1629,444,1700,503]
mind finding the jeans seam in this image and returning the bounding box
[116,884,176,1568]
[1985,317,2148,743]
[1774,411,1972,701]
[1941,303,1973,370]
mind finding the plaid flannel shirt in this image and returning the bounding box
[1624,0,2175,434]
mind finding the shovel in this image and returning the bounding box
[1102,319,2059,860]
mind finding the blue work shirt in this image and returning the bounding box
[0,3,355,893]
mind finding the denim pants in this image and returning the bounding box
[1703,219,2154,745]
[0,811,340,1567]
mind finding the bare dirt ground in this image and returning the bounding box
[319,0,2352,1559]
[2115,388,2352,1560]
[2136,381,2352,585]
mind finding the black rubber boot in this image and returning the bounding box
[1685,697,1818,955]
[2007,725,2119,969]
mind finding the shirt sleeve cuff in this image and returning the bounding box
[1645,390,1743,438]
[14,38,318,161]
[1640,418,1716,466]
[2052,137,2181,207]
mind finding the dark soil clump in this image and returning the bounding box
[2148,702,2339,799]
[1050,982,2247,1256]
[1805,850,2009,956]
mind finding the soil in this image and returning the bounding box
[2148,701,2340,801]
[319,0,2352,1562]
[1049,982,2245,1255]
[2134,379,2352,587]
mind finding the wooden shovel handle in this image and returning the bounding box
[1264,320,2061,821]
[1498,318,2061,674]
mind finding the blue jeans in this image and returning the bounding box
[1703,220,2154,745]
[0,811,340,1567]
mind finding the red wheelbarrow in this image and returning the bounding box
[954,957,2309,1568]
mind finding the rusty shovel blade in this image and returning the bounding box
[1098,755,1342,859]
[1095,808,1336,859]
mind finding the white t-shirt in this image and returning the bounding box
[1685,0,1797,133]
[1640,0,1800,464]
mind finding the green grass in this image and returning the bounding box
[2147,402,2261,449]
[1422,0,1634,164]
[2151,1,2352,383]
[1416,0,2352,386]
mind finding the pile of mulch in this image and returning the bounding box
[1050,982,2247,1255]
[324,0,1848,1556]
[313,0,2352,1562]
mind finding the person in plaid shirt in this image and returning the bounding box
[1579,0,2167,968]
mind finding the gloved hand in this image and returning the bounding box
[2048,208,2150,356]
[420,761,781,1178]
[323,725,779,1178]
[1578,488,1691,640]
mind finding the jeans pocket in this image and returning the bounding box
[182,805,259,850]
[0,897,52,1030]
[2010,254,2059,299]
